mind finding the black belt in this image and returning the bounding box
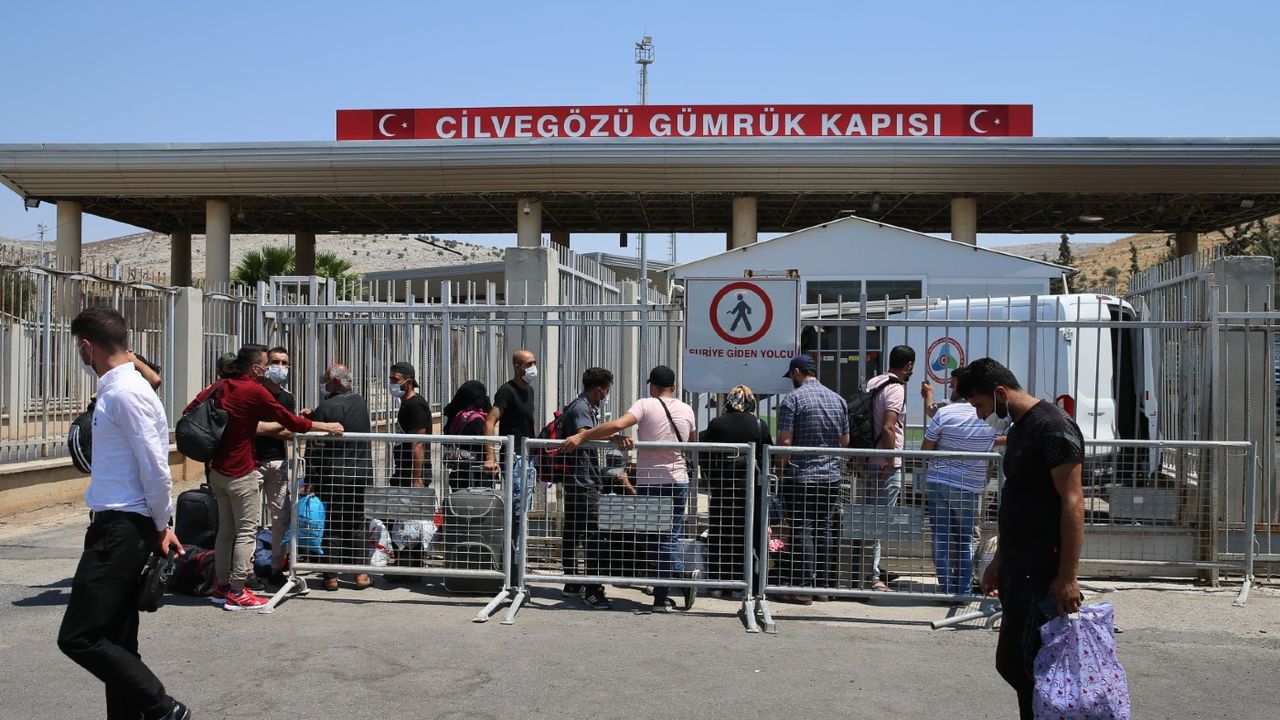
[89,509,150,526]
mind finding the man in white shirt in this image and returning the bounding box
[562,365,696,613]
[57,307,191,720]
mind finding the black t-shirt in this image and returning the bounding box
[253,385,295,463]
[493,380,535,441]
[394,393,433,483]
[701,411,773,483]
[999,401,1085,577]
[560,395,601,489]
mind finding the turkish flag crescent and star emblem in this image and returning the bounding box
[962,105,1010,136]
[373,109,416,139]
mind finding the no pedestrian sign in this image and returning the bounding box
[685,277,799,393]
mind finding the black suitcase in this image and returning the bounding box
[176,483,218,549]
[442,487,504,593]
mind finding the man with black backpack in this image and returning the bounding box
[864,344,915,591]
[184,344,344,611]
[550,367,615,609]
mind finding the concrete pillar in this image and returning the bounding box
[55,201,82,271]
[516,197,542,248]
[619,281,642,413]
[2,320,31,436]
[550,230,570,249]
[171,287,204,421]
[729,196,757,250]
[296,231,316,276]
[170,231,192,286]
[205,200,231,292]
[951,196,978,246]
[1175,230,1198,257]
[503,246,560,422]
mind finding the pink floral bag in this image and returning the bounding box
[1033,602,1132,719]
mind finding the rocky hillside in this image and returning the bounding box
[0,232,505,281]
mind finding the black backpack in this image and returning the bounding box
[846,377,904,449]
[67,398,96,474]
[175,381,228,462]
[175,484,219,549]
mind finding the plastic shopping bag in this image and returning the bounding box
[391,519,438,552]
[368,518,393,567]
[1033,603,1132,720]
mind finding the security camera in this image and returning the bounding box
[523,201,532,215]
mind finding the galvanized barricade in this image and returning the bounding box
[503,438,758,631]
[756,446,1003,633]
[1077,438,1257,605]
[266,432,515,621]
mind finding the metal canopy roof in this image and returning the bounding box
[2,137,1279,235]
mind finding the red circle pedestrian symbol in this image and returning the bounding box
[710,281,773,345]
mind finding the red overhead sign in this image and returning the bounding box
[336,104,1033,140]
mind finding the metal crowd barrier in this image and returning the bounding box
[501,438,758,630]
[265,432,515,620]
[1076,438,1257,606]
[756,446,1004,633]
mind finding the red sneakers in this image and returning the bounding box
[222,587,269,611]
[209,584,230,605]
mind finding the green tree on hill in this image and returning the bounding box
[1129,243,1141,277]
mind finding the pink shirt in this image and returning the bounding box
[868,374,906,470]
[627,397,697,485]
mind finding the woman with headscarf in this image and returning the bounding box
[442,380,492,489]
[699,385,772,599]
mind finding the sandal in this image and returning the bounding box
[353,574,373,590]
[871,581,891,592]
[322,575,340,592]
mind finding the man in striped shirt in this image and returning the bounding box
[921,366,997,596]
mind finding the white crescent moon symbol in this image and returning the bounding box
[378,113,397,138]
[968,109,989,134]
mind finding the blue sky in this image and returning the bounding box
[2,1,1276,261]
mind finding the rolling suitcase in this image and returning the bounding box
[442,486,505,593]
[176,483,218,548]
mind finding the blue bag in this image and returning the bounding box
[284,493,326,555]
[252,529,274,577]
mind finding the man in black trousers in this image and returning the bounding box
[58,307,191,720]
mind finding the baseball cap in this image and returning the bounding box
[390,361,416,380]
[217,352,238,375]
[783,354,817,377]
[647,365,676,388]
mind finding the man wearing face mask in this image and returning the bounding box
[59,308,192,720]
[254,346,295,586]
[484,349,539,550]
[957,358,1085,720]
[185,344,344,611]
[390,361,432,488]
[865,345,916,592]
[555,367,615,609]
[307,364,374,590]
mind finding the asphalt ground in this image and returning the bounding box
[1,504,1277,720]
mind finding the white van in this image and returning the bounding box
[877,294,1160,479]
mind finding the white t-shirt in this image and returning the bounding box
[627,396,697,485]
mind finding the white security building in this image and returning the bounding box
[670,215,1069,301]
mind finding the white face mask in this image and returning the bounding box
[265,365,289,385]
[388,381,406,399]
[319,383,332,401]
[522,365,538,384]
[599,392,610,408]
[82,359,99,380]
[985,414,1012,434]
[985,393,1012,433]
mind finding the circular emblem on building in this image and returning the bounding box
[926,337,965,384]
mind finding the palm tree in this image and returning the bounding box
[232,246,296,286]
[315,251,363,300]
